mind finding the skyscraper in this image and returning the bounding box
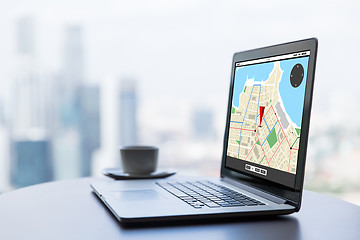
[13,17,42,132]
[12,17,53,132]
[77,85,101,176]
[58,25,84,127]
[52,129,82,180]
[63,25,84,90]
[119,79,138,147]
[11,17,54,187]
[11,136,53,188]
[52,25,100,178]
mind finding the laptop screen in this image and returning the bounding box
[225,50,310,188]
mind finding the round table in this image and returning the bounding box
[0,177,359,240]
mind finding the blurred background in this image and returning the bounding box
[0,0,359,205]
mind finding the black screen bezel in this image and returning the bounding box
[221,38,318,210]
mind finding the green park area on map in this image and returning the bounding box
[227,61,301,174]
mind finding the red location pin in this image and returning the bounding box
[259,106,265,126]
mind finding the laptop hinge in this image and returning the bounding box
[222,177,287,204]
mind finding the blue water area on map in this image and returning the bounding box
[232,56,309,127]
[233,62,274,108]
[279,57,309,127]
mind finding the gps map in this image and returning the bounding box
[227,54,309,175]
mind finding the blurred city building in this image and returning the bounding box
[13,17,46,132]
[52,129,82,180]
[58,25,84,127]
[11,136,53,188]
[63,26,84,92]
[10,17,54,187]
[77,85,101,176]
[119,79,138,147]
[9,21,101,186]
[52,25,100,178]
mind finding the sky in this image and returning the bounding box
[0,0,360,148]
[0,0,359,106]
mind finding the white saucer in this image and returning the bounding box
[103,168,176,180]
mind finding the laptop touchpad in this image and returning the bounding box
[111,190,162,201]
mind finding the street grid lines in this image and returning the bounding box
[227,62,300,174]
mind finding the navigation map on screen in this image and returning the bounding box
[226,51,309,177]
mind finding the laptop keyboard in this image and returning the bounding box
[156,181,265,209]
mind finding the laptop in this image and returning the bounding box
[91,38,318,224]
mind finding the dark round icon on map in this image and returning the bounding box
[290,64,304,88]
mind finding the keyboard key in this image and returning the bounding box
[244,202,258,206]
[205,202,220,208]
[219,203,233,207]
[231,203,245,206]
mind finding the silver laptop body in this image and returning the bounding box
[91,38,318,224]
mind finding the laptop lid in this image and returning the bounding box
[220,38,318,210]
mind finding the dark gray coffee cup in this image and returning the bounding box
[120,146,158,174]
